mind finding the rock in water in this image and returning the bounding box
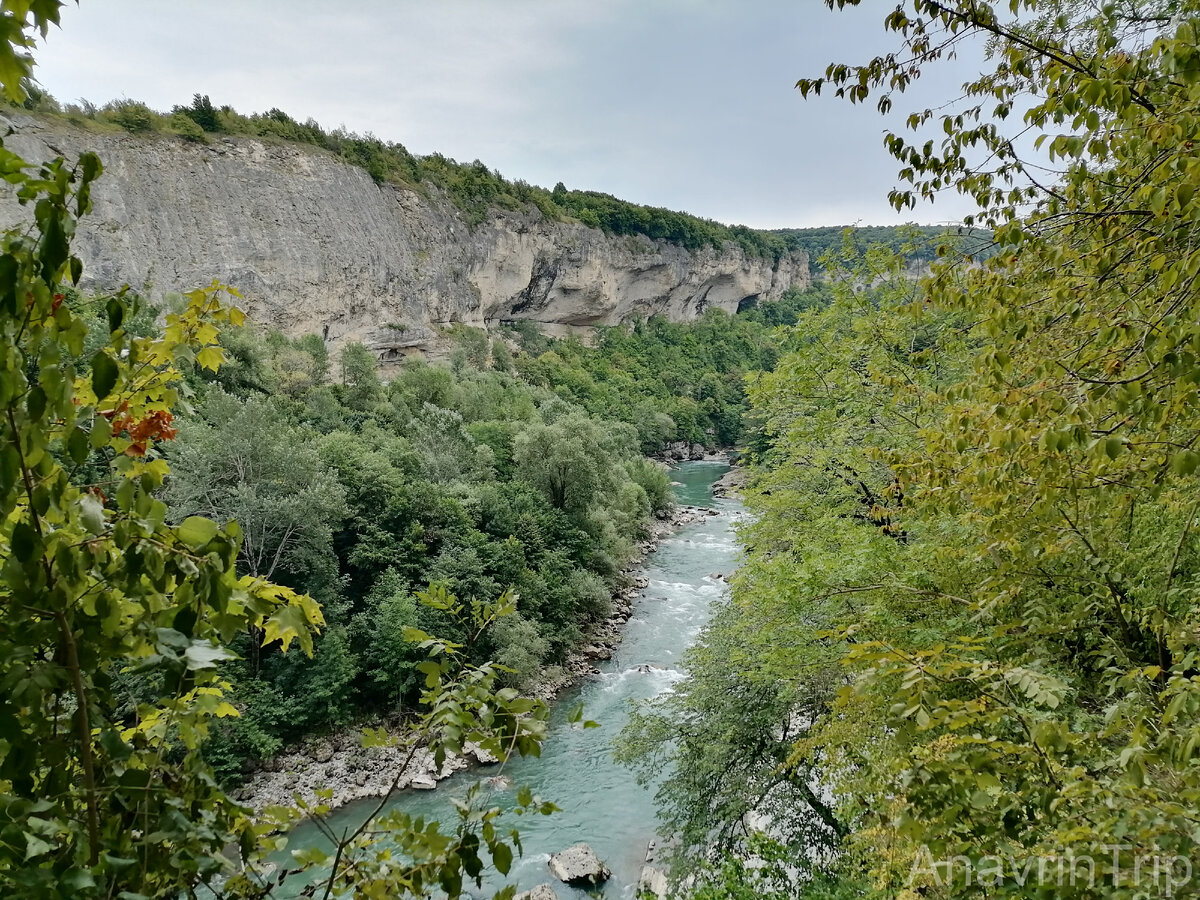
[515,885,559,900]
[547,843,611,885]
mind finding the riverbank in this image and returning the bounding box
[711,463,747,499]
[236,500,715,812]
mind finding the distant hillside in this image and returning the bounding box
[771,224,997,270]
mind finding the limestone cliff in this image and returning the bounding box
[0,113,809,356]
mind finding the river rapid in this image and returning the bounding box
[277,460,742,898]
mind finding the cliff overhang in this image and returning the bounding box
[0,113,810,354]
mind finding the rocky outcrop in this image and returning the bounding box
[712,465,748,500]
[638,840,670,900]
[0,113,809,356]
[515,886,558,900]
[238,734,500,811]
[547,843,611,885]
[662,440,712,462]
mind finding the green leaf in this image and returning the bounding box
[184,640,233,670]
[90,350,118,400]
[60,870,96,891]
[66,426,88,465]
[24,833,52,861]
[196,345,223,371]
[11,520,36,562]
[491,840,513,875]
[89,414,111,448]
[0,444,18,495]
[262,604,314,655]
[176,516,218,548]
[105,297,124,333]
[1173,450,1200,476]
[25,384,45,419]
[402,626,433,644]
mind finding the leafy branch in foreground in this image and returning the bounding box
[0,136,322,895]
[0,81,552,900]
[251,585,556,900]
[636,4,1200,898]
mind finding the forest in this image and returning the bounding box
[152,294,835,780]
[770,223,995,270]
[4,1,1200,899]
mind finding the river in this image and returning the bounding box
[277,460,741,898]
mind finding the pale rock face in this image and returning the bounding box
[515,885,558,900]
[0,114,809,356]
[547,843,611,885]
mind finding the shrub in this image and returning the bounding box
[167,111,207,143]
[105,99,156,133]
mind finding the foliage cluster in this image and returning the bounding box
[506,285,831,455]
[622,2,1200,898]
[152,321,677,777]
[0,134,326,894]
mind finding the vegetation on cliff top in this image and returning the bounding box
[16,87,962,265]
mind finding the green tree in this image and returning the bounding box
[0,13,555,896]
[512,417,607,515]
[173,92,221,132]
[670,3,1200,897]
[166,391,347,587]
[340,340,383,410]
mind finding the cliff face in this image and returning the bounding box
[0,114,809,355]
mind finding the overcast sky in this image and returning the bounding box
[30,1,988,229]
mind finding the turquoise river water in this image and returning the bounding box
[277,460,742,898]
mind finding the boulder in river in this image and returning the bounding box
[516,885,559,900]
[547,842,611,885]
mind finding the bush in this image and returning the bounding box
[489,613,549,688]
[173,92,222,132]
[571,569,612,622]
[106,99,156,133]
[167,111,206,143]
[627,457,673,516]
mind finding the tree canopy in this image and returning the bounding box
[621,2,1200,898]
